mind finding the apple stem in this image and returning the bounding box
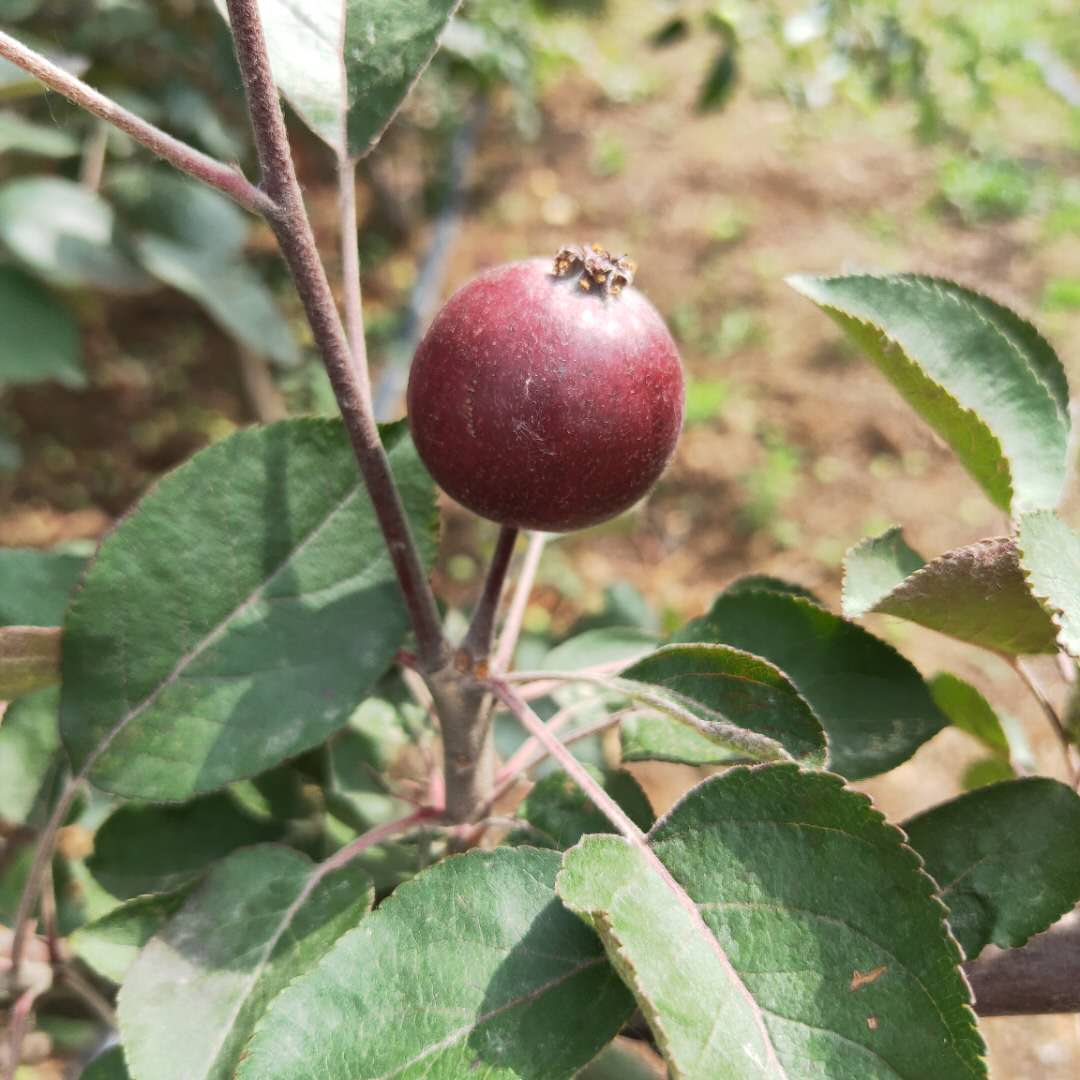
[462,525,520,661]
[0,29,274,217]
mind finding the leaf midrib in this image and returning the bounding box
[81,478,362,777]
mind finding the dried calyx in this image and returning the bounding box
[552,243,636,297]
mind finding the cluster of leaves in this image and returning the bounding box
[4,3,1080,1079]
[5,269,1080,1076]
[0,0,299,469]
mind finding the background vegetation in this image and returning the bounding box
[1,1,1079,1074]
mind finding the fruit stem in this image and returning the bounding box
[462,525,519,662]
[224,0,448,674]
[492,532,547,672]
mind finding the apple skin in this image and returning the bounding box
[406,255,684,532]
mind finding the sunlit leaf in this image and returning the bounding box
[789,273,1070,513]
[905,779,1080,958]
[673,580,944,778]
[61,419,437,800]
[214,0,460,159]
[558,765,985,1079]
[118,846,373,1080]
[844,530,1058,655]
[237,848,634,1079]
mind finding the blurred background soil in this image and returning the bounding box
[2,1,1079,1074]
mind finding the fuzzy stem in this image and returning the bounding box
[462,526,519,660]
[319,807,439,876]
[491,531,546,672]
[337,155,372,398]
[489,679,644,841]
[224,0,447,672]
[1008,656,1079,783]
[8,778,81,990]
[0,30,274,216]
[503,669,793,762]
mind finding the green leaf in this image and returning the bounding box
[0,110,79,157]
[844,530,1058,655]
[83,1046,130,1080]
[543,626,658,673]
[0,177,150,292]
[134,235,299,367]
[86,793,282,899]
[928,673,1010,758]
[0,625,60,699]
[904,779,1080,959]
[71,886,194,983]
[0,546,84,624]
[961,757,1015,791]
[620,643,827,766]
[325,684,422,833]
[788,273,1070,513]
[237,848,634,1080]
[118,845,373,1080]
[60,418,436,800]
[516,767,654,849]
[106,167,249,259]
[0,266,84,387]
[214,0,460,159]
[842,527,926,615]
[673,582,945,778]
[0,686,60,825]
[1017,510,1080,658]
[558,765,986,1079]
[578,1037,666,1080]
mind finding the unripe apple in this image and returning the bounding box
[407,245,684,532]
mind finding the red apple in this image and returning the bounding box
[407,245,684,532]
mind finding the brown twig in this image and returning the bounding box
[965,911,1080,1015]
[0,30,273,216]
[462,525,520,660]
[224,0,446,674]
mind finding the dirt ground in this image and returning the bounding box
[3,5,1079,1076]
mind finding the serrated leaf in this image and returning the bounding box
[0,625,60,699]
[789,273,1070,513]
[620,643,827,766]
[904,779,1080,959]
[844,531,1058,655]
[842,527,926,615]
[558,765,986,1079]
[1017,510,1080,657]
[928,673,1010,758]
[516,767,654,849]
[237,847,634,1080]
[134,235,299,367]
[214,0,459,159]
[0,546,84,624]
[60,418,436,801]
[673,582,944,778]
[71,886,194,983]
[86,793,282,899]
[0,266,84,387]
[118,845,373,1080]
[0,110,79,157]
[0,686,60,825]
[0,177,150,292]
